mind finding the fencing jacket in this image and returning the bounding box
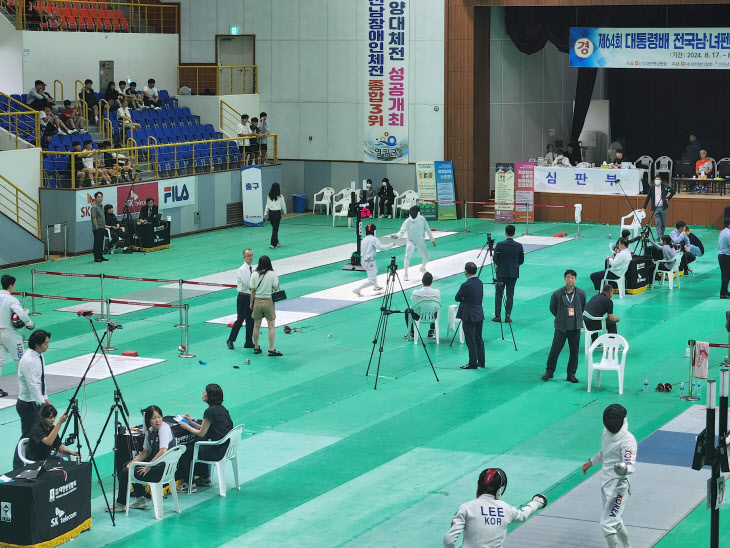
[396,214,434,244]
[0,290,31,330]
[591,419,637,487]
[360,234,393,263]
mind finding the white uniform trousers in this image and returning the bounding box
[600,478,631,547]
[355,260,379,292]
[404,240,429,276]
[0,327,24,372]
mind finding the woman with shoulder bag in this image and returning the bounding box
[249,255,283,356]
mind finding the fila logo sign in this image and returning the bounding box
[163,183,190,204]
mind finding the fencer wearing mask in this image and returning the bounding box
[581,404,637,548]
[641,175,675,238]
[353,224,394,297]
[391,205,436,281]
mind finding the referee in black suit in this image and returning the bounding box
[492,225,524,323]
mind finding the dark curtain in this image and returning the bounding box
[505,5,730,155]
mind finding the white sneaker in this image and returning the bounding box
[176,482,196,493]
[378,214,384,219]
[154,107,161,111]
[129,496,149,509]
[353,289,362,297]
[404,275,409,281]
[104,502,126,513]
[419,265,426,273]
[68,129,77,134]
[57,128,64,134]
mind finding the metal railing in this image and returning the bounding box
[7,0,178,33]
[0,92,41,149]
[219,100,276,164]
[53,80,64,103]
[0,173,41,238]
[177,65,258,96]
[41,134,278,188]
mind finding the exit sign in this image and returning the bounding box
[230,26,239,35]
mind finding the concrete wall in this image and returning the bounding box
[0,17,23,94]
[0,212,44,265]
[0,147,42,201]
[176,94,261,133]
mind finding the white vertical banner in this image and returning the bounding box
[364,0,409,163]
[241,165,263,227]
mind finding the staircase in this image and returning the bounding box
[476,190,496,220]
[0,172,44,265]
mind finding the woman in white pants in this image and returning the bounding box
[393,205,436,281]
[353,224,394,297]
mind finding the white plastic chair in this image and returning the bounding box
[635,155,653,174]
[654,155,673,185]
[587,334,629,394]
[188,424,243,497]
[332,189,352,227]
[601,268,626,299]
[620,210,645,239]
[652,250,683,290]
[17,438,35,465]
[577,162,591,168]
[446,304,464,344]
[126,444,186,520]
[410,301,440,345]
[313,187,334,215]
[395,190,419,218]
[582,311,607,355]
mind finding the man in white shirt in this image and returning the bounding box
[227,248,256,350]
[353,224,394,297]
[0,275,35,398]
[590,238,632,291]
[236,114,252,157]
[142,78,161,109]
[443,467,547,548]
[392,205,436,281]
[14,329,50,469]
[405,271,441,339]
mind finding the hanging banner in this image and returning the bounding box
[416,161,437,221]
[76,189,118,223]
[494,163,515,224]
[570,27,730,70]
[363,0,409,163]
[514,161,534,222]
[534,166,645,195]
[434,161,457,221]
[159,178,196,210]
[241,165,264,226]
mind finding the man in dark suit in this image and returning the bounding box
[139,197,159,223]
[493,225,524,323]
[456,262,485,370]
[641,175,675,238]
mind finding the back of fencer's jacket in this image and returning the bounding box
[455,277,484,322]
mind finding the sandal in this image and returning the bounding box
[253,347,262,354]
[268,350,283,357]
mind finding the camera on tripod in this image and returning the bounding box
[387,255,398,272]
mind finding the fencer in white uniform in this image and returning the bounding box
[581,404,637,548]
[444,468,547,548]
[0,275,35,397]
[353,224,394,297]
[392,205,435,280]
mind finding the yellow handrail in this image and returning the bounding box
[122,116,133,147]
[178,65,258,95]
[220,99,242,140]
[100,117,113,144]
[0,173,41,239]
[53,80,64,103]
[0,92,41,149]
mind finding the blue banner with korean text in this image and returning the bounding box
[364,0,409,163]
[570,27,730,69]
[534,167,645,195]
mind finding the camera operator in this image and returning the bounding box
[492,225,524,323]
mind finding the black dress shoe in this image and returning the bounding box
[491,316,501,323]
[722,295,730,299]
[226,340,234,350]
[100,257,109,261]
[541,372,553,381]
[460,364,479,369]
[566,375,579,383]
[94,259,103,263]
[243,343,255,349]
[477,363,485,368]
[504,316,512,323]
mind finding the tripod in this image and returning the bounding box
[58,314,136,525]
[494,274,517,351]
[615,179,654,256]
[366,256,439,389]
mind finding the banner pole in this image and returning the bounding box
[45,225,50,262]
[463,201,469,232]
[180,304,195,358]
[96,274,106,321]
[175,279,184,327]
[523,203,532,236]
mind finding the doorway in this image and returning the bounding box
[216,35,256,95]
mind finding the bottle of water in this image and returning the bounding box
[680,381,685,396]
[643,378,648,392]
[696,380,702,397]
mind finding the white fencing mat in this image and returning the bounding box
[46,353,165,379]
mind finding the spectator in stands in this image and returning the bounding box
[104,81,122,112]
[60,100,85,132]
[24,1,58,31]
[583,284,620,343]
[117,99,140,131]
[26,80,53,110]
[113,143,136,180]
[378,178,395,218]
[40,105,75,136]
[99,141,121,183]
[77,140,98,186]
[544,143,556,165]
[117,81,139,110]
[236,114,252,156]
[79,79,99,125]
[258,112,270,164]
[248,116,260,165]
[104,204,132,254]
[128,82,143,105]
[40,134,52,151]
[143,78,161,109]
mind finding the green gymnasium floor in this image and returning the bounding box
[1,215,730,547]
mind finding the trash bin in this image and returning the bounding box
[292,194,307,213]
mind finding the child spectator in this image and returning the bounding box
[104,81,122,112]
[258,112,271,164]
[79,79,99,125]
[60,100,85,132]
[143,79,161,109]
[128,82,143,105]
[249,116,260,165]
[77,140,100,186]
[118,81,139,110]
[113,143,136,180]
[40,105,75,136]
[117,99,140,131]
[236,114,251,156]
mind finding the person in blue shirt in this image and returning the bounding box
[718,218,730,299]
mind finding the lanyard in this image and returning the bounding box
[564,290,575,307]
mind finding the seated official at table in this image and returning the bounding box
[175,383,233,493]
[611,149,628,166]
[565,143,581,166]
[139,198,158,223]
[552,150,570,167]
[544,144,556,165]
[106,405,175,513]
[584,284,620,343]
[26,404,80,462]
[590,238,631,291]
[695,150,713,178]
